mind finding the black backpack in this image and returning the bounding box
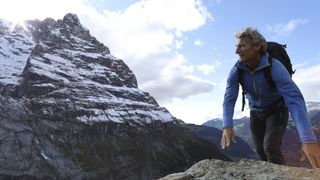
[238,42,295,111]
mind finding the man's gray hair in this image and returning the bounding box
[236,27,267,53]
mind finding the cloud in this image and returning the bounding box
[194,39,203,46]
[94,0,212,58]
[175,40,183,49]
[293,64,320,101]
[0,0,90,23]
[164,96,219,124]
[141,54,214,103]
[0,0,214,104]
[80,0,214,103]
[196,61,221,75]
[267,18,309,37]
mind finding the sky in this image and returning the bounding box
[1,0,320,125]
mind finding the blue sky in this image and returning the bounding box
[1,0,320,125]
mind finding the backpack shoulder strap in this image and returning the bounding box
[238,68,244,86]
[237,68,246,111]
[264,56,277,90]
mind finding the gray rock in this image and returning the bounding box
[159,159,320,180]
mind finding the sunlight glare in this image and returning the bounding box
[0,1,34,26]
[0,0,84,26]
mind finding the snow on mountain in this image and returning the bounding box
[0,14,176,124]
[306,101,320,111]
[0,20,35,85]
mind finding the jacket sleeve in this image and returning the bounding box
[223,66,240,129]
[271,60,317,143]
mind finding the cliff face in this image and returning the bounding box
[0,14,230,179]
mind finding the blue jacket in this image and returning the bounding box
[223,53,317,143]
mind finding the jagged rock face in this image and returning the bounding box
[0,14,231,179]
[1,13,173,124]
[0,20,35,94]
[0,97,230,179]
[160,159,320,180]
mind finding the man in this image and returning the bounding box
[220,27,320,168]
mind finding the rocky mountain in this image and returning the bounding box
[160,159,320,180]
[204,102,320,168]
[0,14,230,179]
[307,101,320,127]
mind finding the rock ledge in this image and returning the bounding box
[159,159,320,180]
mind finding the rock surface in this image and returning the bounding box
[160,159,320,180]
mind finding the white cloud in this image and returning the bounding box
[94,0,212,59]
[267,18,309,37]
[141,54,214,103]
[196,61,221,75]
[194,39,203,46]
[163,93,223,124]
[175,40,183,49]
[293,64,320,101]
[0,0,90,23]
[80,0,214,103]
[197,64,214,75]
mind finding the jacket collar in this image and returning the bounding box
[236,52,271,72]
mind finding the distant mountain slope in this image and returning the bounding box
[204,117,254,149]
[184,124,258,160]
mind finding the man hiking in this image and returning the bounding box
[220,27,320,168]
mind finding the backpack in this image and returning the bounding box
[238,41,295,111]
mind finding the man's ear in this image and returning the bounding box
[254,44,261,51]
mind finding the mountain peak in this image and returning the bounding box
[0,13,175,124]
[63,13,81,25]
[61,13,90,37]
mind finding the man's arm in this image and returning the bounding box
[221,66,239,149]
[222,66,240,129]
[272,59,317,142]
[271,59,320,168]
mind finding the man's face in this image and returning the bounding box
[235,37,260,63]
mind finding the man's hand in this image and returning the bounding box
[301,143,320,168]
[220,127,237,149]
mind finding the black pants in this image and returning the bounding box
[250,107,288,165]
